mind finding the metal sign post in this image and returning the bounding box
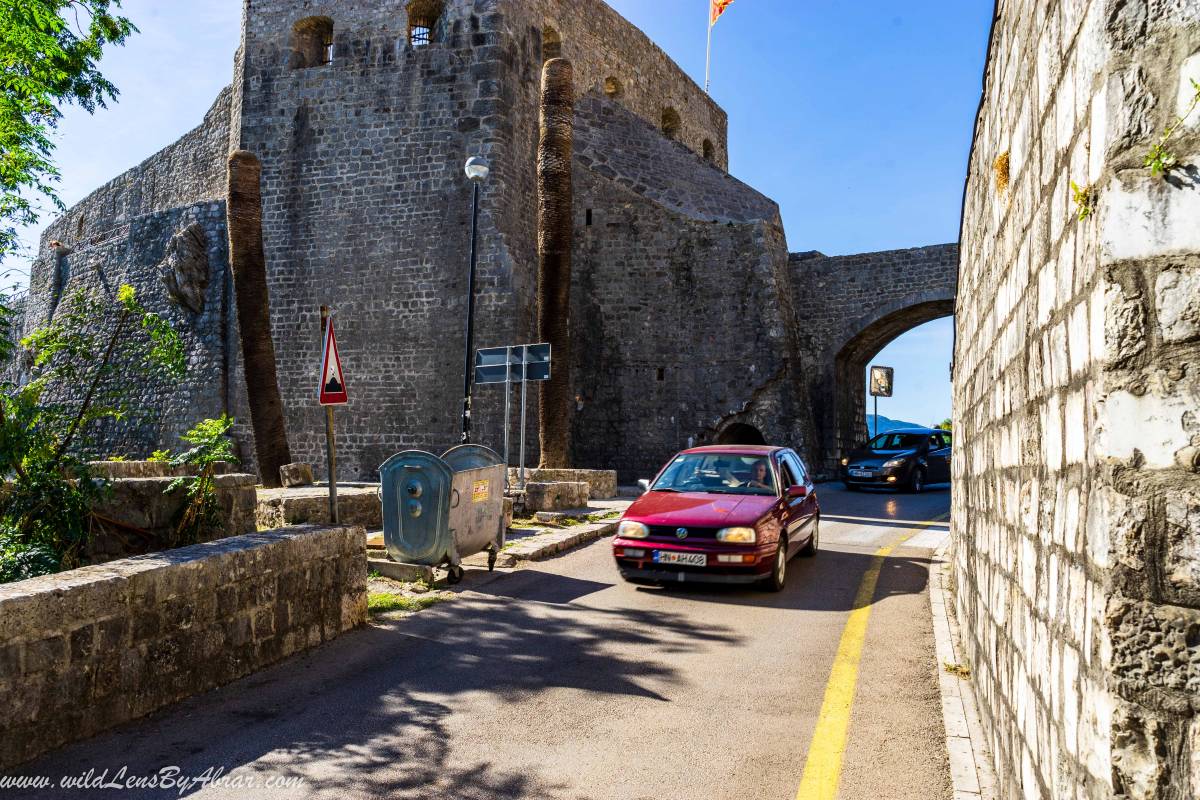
[519,346,528,487]
[473,343,552,490]
[869,365,894,440]
[319,306,349,524]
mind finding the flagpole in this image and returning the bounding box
[705,11,713,93]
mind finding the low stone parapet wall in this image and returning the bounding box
[507,468,618,499]
[89,473,258,562]
[0,524,367,770]
[523,481,590,512]
[255,485,382,530]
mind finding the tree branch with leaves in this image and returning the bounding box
[0,0,135,258]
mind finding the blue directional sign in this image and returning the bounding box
[474,343,551,385]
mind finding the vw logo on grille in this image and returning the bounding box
[675,528,689,539]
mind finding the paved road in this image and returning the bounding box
[8,484,953,800]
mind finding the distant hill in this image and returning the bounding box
[865,414,925,436]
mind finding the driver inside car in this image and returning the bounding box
[745,459,772,490]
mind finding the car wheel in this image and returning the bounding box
[800,519,818,557]
[760,538,787,592]
[908,468,925,494]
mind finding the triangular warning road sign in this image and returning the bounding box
[318,317,348,405]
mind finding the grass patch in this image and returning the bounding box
[586,510,621,523]
[943,661,971,679]
[368,592,452,616]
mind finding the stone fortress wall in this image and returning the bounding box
[18,0,957,483]
[22,90,236,453]
[953,0,1200,797]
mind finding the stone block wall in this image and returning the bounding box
[87,471,259,564]
[0,524,367,770]
[953,1,1200,798]
[570,165,801,480]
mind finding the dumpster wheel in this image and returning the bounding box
[446,564,465,584]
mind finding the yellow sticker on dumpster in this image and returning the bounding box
[472,479,490,502]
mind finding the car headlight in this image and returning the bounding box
[716,526,756,543]
[617,520,649,539]
[882,458,907,468]
[840,457,849,466]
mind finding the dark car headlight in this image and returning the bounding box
[881,458,907,468]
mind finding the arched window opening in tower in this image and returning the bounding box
[703,139,715,162]
[604,76,623,98]
[543,25,562,61]
[290,17,334,69]
[407,0,443,47]
[661,108,681,140]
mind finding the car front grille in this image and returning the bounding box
[647,525,719,540]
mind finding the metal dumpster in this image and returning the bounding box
[379,444,506,582]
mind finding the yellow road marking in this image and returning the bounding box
[794,515,950,800]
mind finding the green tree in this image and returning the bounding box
[0,284,183,581]
[935,418,952,431]
[0,0,136,257]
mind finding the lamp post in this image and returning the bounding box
[461,156,489,443]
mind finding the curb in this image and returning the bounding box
[504,520,618,561]
[930,537,999,800]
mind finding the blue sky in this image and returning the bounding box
[10,0,992,426]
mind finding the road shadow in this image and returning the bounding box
[631,545,934,614]
[4,587,739,799]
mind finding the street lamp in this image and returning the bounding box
[461,156,489,443]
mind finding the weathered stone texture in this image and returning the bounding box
[953,1,1200,797]
[255,485,383,530]
[88,471,258,563]
[507,467,617,499]
[522,480,589,512]
[0,524,367,769]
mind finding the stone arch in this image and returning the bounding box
[716,422,767,445]
[290,16,334,69]
[604,76,623,98]
[661,107,681,140]
[702,138,715,162]
[407,0,443,47]
[829,292,955,468]
[543,25,562,60]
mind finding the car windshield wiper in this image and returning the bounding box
[650,486,683,492]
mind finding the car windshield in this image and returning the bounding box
[867,432,927,451]
[651,454,777,496]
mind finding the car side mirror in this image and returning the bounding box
[787,485,807,498]
[637,479,650,494]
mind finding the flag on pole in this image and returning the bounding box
[710,0,734,26]
[706,0,734,92]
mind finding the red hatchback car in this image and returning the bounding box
[612,445,820,591]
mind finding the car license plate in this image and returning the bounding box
[849,469,873,478]
[654,551,706,567]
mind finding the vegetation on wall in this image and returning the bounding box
[155,414,238,548]
[1145,78,1199,178]
[992,151,1010,195]
[0,284,183,582]
[1070,181,1095,221]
